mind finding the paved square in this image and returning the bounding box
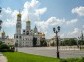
[18,47,84,58]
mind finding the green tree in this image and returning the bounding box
[62,38,77,46]
[40,38,47,47]
[63,39,69,46]
[78,40,84,45]
[33,37,37,47]
[0,41,3,45]
[68,38,77,46]
[50,42,54,46]
[0,44,10,49]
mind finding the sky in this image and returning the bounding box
[0,0,84,39]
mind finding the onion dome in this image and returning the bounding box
[26,20,30,23]
[17,13,21,17]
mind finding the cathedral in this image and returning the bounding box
[14,12,44,47]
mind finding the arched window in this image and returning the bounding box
[26,31,29,35]
[16,40,18,42]
[23,30,25,32]
[16,35,18,38]
[19,36,21,38]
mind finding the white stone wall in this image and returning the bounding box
[21,35,33,47]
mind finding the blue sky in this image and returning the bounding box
[0,0,84,39]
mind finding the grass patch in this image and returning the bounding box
[59,57,84,62]
[3,52,58,62]
[3,52,84,62]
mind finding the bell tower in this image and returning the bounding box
[26,20,30,31]
[15,11,22,47]
[16,11,21,34]
[26,16,31,31]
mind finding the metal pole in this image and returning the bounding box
[56,32,60,58]
[53,26,60,58]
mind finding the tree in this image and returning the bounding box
[62,38,77,46]
[0,44,10,49]
[50,42,54,46]
[40,38,47,47]
[0,41,15,52]
[68,38,77,46]
[78,40,84,45]
[0,41,3,45]
[62,39,69,46]
[33,37,37,47]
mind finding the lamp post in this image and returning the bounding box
[53,26,60,58]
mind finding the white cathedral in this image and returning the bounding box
[14,12,43,47]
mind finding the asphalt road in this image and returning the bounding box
[18,47,84,58]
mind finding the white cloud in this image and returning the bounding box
[66,19,78,25]
[35,8,47,15]
[46,33,55,39]
[60,28,81,38]
[35,17,78,39]
[70,28,79,35]
[3,7,12,14]
[60,33,65,38]
[67,28,80,38]
[35,17,65,31]
[22,0,47,22]
[46,17,65,26]
[24,0,39,9]
[3,19,16,27]
[1,0,47,27]
[30,0,39,7]
[1,8,18,27]
[35,17,78,32]
[72,6,84,16]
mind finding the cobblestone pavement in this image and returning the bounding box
[18,47,84,58]
[0,53,7,62]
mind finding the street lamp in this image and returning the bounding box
[53,26,60,58]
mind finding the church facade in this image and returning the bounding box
[14,12,41,47]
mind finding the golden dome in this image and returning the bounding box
[17,13,21,17]
[38,32,42,34]
[26,20,30,23]
[42,33,45,36]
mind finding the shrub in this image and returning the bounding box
[0,41,3,45]
[0,44,15,52]
[0,44,10,49]
[80,57,84,62]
